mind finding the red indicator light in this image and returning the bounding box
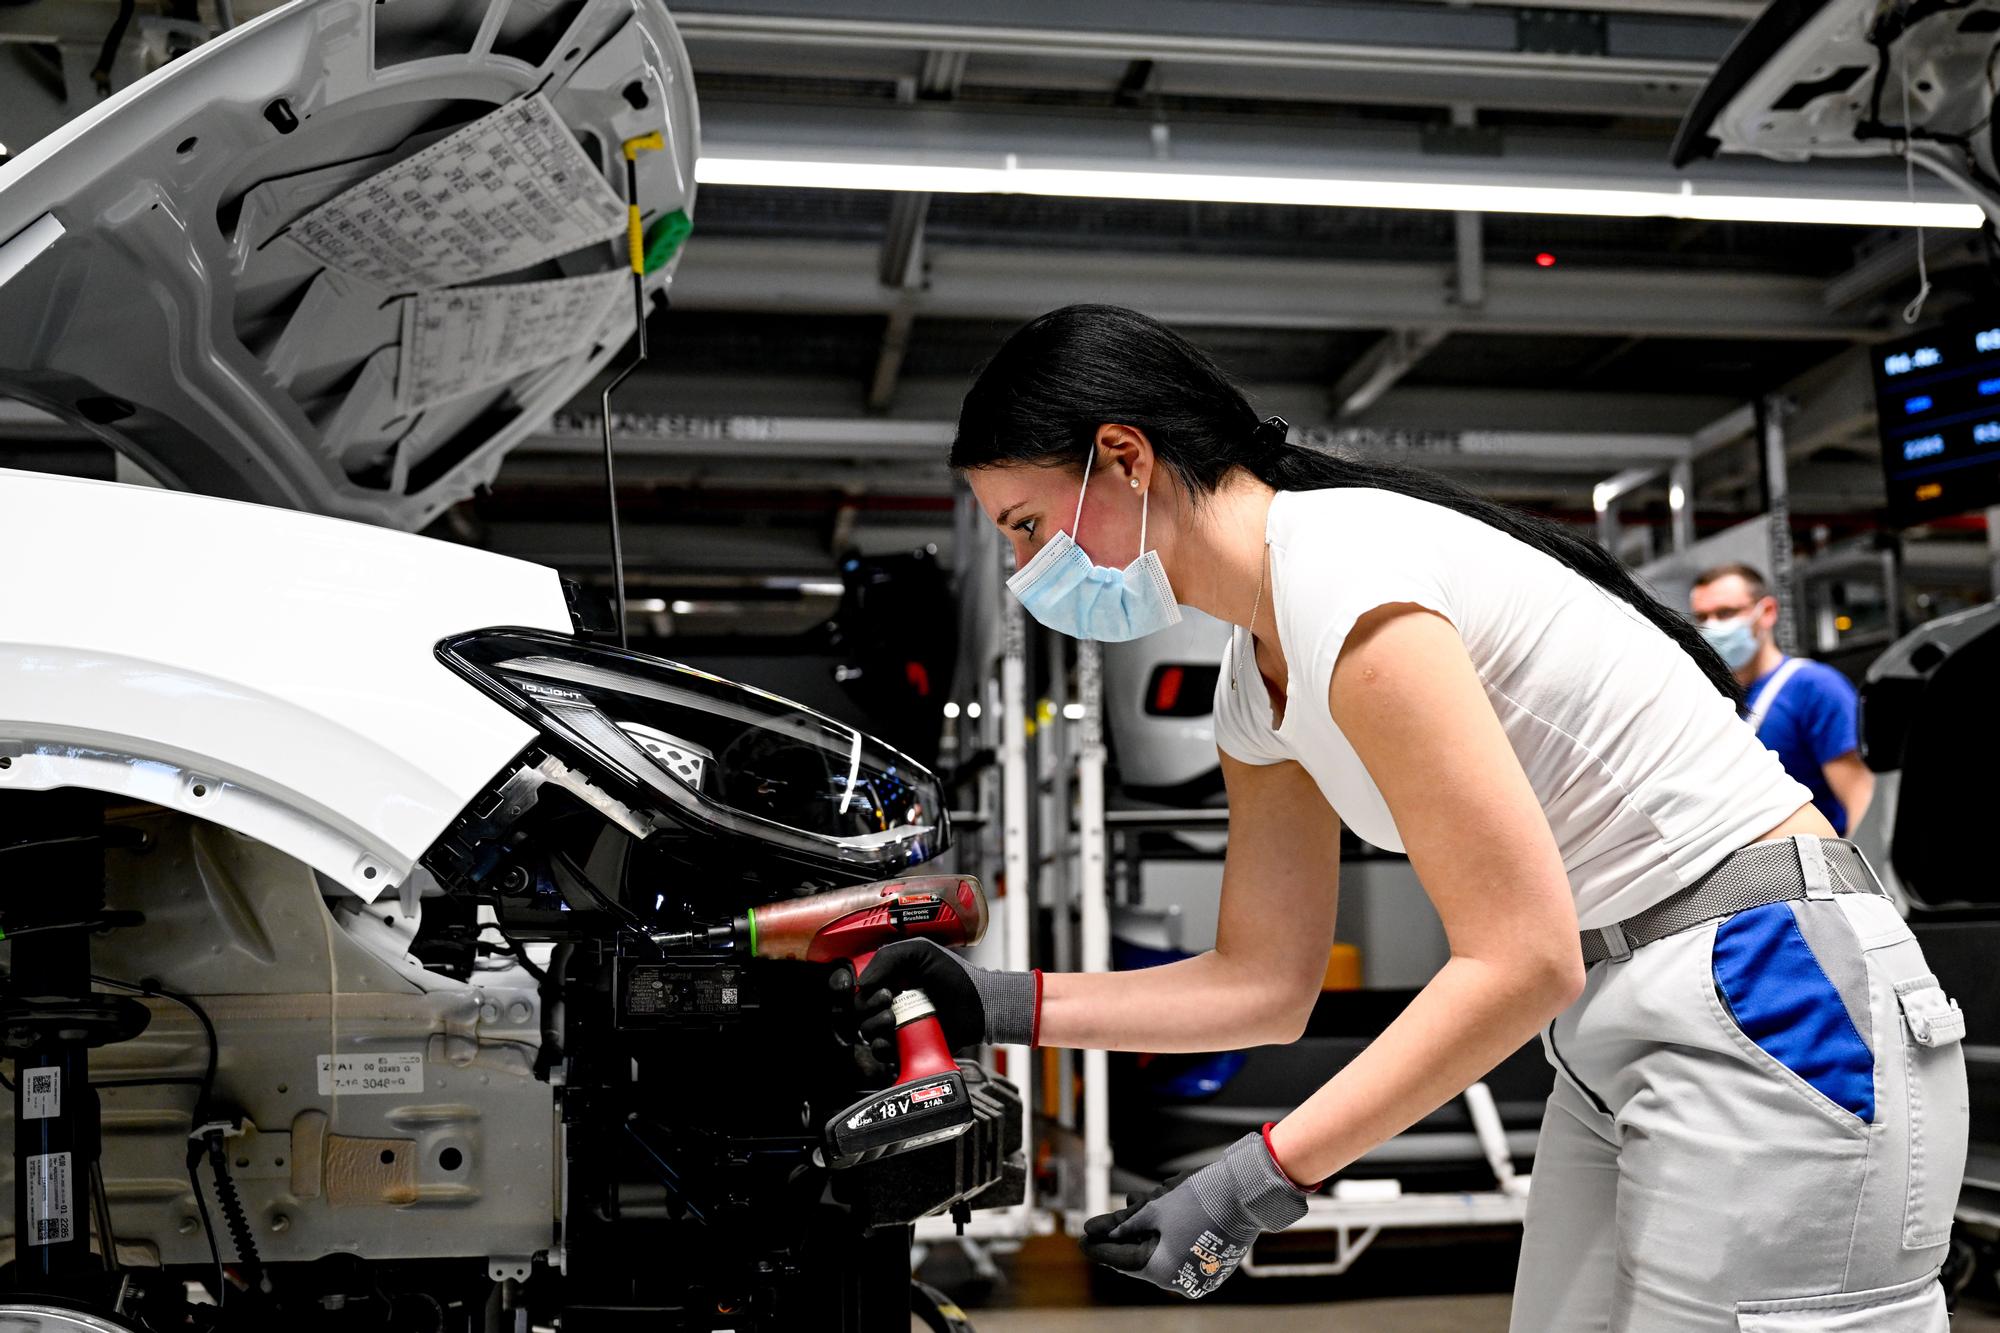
[1152,665,1185,713]
[1535,252,1557,268]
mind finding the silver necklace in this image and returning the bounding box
[1233,540,1271,693]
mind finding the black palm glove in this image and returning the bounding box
[1080,1131,1311,1299]
[850,939,1038,1067]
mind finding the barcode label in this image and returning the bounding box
[317,1051,424,1095]
[22,1066,59,1120]
[26,1151,71,1246]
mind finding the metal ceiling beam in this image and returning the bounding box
[683,41,1704,120]
[1691,401,1757,454]
[1333,328,1450,419]
[1403,0,1760,18]
[670,238,1877,340]
[1821,231,1982,313]
[1447,102,1489,318]
[673,0,1735,85]
[528,411,1691,465]
[867,48,965,411]
[1781,345,1879,457]
[1689,347,1886,506]
[700,97,1960,207]
[0,379,1758,456]
[478,518,953,572]
[569,370,1746,435]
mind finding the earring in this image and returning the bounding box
[1129,477,1140,489]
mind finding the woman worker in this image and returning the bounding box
[858,305,1968,1330]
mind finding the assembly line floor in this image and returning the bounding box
[960,1298,2000,1330]
[914,1236,2000,1329]
[968,1296,1510,1330]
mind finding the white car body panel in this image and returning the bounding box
[1674,0,2000,226]
[79,818,557,1270]
[0,469,572,898]
[0,0,697,528]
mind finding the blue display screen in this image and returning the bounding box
[1874,317,2000,525]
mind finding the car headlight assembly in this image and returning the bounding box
[438,628,949,874]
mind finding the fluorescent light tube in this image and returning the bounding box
[695,157,1984,229]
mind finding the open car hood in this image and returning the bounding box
[0,0,696,530]
[1673,0,2000,226]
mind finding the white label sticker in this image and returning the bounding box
[398,270,625,409]
[288,93,626,289]
[26,1151,71,1246]
[317,1051,425,1096]
[21,1066,59,1120]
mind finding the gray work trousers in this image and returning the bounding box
[1510,889,1969,1331]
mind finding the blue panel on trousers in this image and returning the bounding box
[1712,902,1875,1122]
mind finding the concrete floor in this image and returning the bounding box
[944,1295,2000,1330]
[965,1295,1510,1330]
[913,1233,2000,1330]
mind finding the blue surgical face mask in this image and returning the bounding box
[1004,448,1182,642]
[1700,615,1759,670]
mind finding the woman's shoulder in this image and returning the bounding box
[1271,485,1485,552]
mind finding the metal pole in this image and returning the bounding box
[1883,537,1908,642]
[997,585,1035,1220]
[1594,488,1619,556]
[1759,395,1800,655]
[1043,629,1076,1131]
[1668,458,1694,554]
[1075,639,1111,1221]
[1450,105,1485,312]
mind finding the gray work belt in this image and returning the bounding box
[1580,836,1887,966]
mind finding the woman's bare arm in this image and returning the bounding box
[1267,604,1585,1184]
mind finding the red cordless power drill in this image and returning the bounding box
[654,874,989,1169]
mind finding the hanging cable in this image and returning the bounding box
[92,1160,120,1275]
[0,911,145,941]
[93,975,226,1302]
[1902,53,1935,324]
[183,1147,226,1309]
[92,975,217,1114]
[202,1131,268,1295]
[89,0,134,96]
[550,848,660,948]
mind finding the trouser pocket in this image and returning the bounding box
[1734,1269,1946,1331]
[1710,901,1875,1125]
[1896,972,1969,1249]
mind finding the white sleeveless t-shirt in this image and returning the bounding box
[1210,488,1812,930]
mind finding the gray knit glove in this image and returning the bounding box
[1080,1131,1311,1299]
[854,939,1039,1061]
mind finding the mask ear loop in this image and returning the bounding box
[1071,441,1094,537]
[1138,484,1149,559]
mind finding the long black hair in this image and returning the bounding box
[952,304,1741,703]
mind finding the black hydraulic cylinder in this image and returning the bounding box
[3,790,107,1283]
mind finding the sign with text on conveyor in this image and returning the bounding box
[289,94,626,289]
[397,270,625,410]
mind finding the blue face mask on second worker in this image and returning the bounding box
[1700,615,1759,671]
[1005,446,1182,643]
